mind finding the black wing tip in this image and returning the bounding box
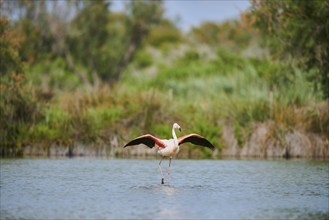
[123,140,138,148]
[123,140,135,148]
[207,143,215,151]
[123,137,156,148]
[202,139,216,151]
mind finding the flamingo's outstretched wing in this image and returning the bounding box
[178,133,215,150]
[124,134,166,148]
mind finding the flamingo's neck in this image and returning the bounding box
[172,126,179,147]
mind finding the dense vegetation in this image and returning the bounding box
[1,0,328,157]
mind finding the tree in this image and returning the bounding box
[68,0,111,88]
[112,0,164,81]
[191,19,256,51]
[1,0,56,63]
[251,0,329,99]
[0,17,23,75]
[2,0,165,88]
[0,16,40,156]
[68,0,164,85]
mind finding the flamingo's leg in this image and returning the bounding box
[158,157,164,184]
[168,157,172,184]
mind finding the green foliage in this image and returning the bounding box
[134,50,153,68]
[110,0,164,81]
[3,0,165,87]
[178,50,200,64]
[251,0,329,99]
[229,100,270,146]
[0,75,41,156]
[69,0,114,83]
[26,57,81,91]
[146,19,182,47]
[125,0,164,37]
[190,15,259,51]
[1,0,327,158]
[0,17,23,74]
[2,0,55,63]
[306,105,329,135]
[151,124,171,138]
[0,16,42,156]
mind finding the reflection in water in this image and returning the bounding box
[0,159,328,219]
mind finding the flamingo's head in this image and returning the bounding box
[173,123,182,132]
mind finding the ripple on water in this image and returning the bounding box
[1,159,328,219]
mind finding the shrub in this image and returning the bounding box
[0,74,42,156]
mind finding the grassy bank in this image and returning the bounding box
[1,44,328,158]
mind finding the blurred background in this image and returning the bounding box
[1,0,328,158]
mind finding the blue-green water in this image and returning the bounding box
[1,159,328,219]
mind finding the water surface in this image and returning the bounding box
[1,158,328,219]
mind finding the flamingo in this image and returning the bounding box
[124,123,215,184]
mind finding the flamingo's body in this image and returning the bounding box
[124,123,215,184]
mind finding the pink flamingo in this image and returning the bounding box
[124,123,215,184]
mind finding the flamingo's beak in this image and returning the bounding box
[179,128,182,132]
